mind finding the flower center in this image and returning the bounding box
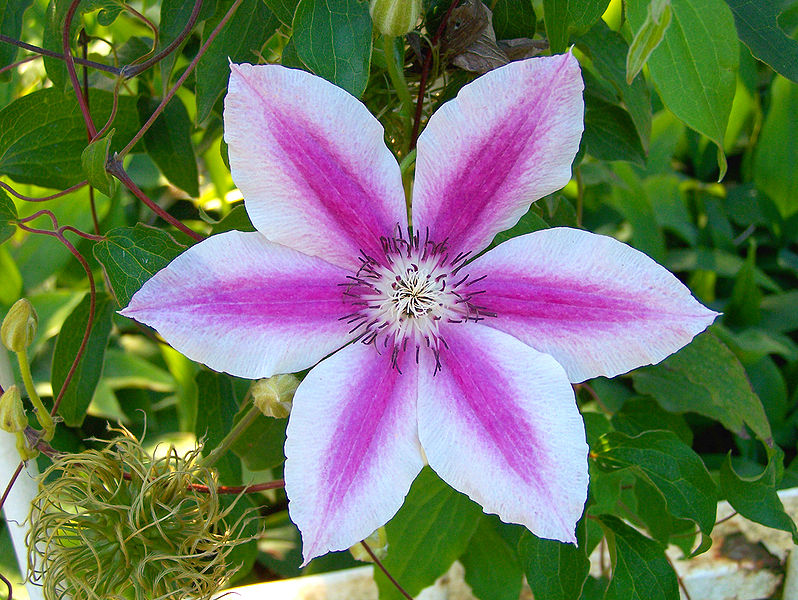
[340,228,493,372]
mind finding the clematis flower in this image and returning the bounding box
[121,53,718,564]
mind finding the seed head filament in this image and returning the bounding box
[339,227,495,372]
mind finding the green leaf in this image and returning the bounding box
[195,370,242,484]
[489,207,548,248]
[93,224,184,307]
[518,522,589,600]
[491,0,536,40]
[594,431,718,539]
[724,0,798,83]
[754,75,798,217]
[626,0,672,84]
[42,0,123,87]
[0,189,17,245]
[611,397,693,445]
[543,0,610,53]
[0,0,34,76]
[138,96,199,197]
[230,405,288,471]
[292,0,373,98]
[196,0,280,122]
[52,292,114,427]
[609,163,665,262]
[80,129,117,197]
[577,21,652,151]
[461,517,523,600]
[583,95,646,165]
[101,348,175,392]
[632,332,773,443]
[0,88,140,189]
[157,0,217,93]
[632,476,697,550]
[720,453,798,543]
[597,515,679,600]
[724,241,762,327]
[375,467,482,600]
[264,0,299,25]
[626,0,738,179]
[0,247,22,305]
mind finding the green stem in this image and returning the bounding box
[16,349,54,439]
[575,166,584,228]
[199,404,261,469]
[382,36,414,153]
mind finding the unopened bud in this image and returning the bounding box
[349,527,389,562]
[0,385,26,433]
[1,298,38,352]
[370,0,422,37]
[251,374,298,418]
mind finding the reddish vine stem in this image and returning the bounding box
[0,569,12,600]
[107,160,204,241]
[0,180,88,202]
[117,0,245,158]
[360,541,414,600]
[409,0,461,151]
[124,0,204,78]
[63,0,97,138]
[79,29,101,235]
[0,462,24,515]
[14,221,97,416]
[0,34,121,74]
[119,470,285,495]
[0,54,37,77]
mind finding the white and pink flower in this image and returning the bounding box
[121,53,717,563]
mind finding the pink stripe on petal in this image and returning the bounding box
[418,324,588,543]
[120,231,352,379]
[285,344,423,564]
[224,63,407,268]
[471,227,719,382]
[412,53,584,258]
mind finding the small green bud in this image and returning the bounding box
[1,298,38,352]
[0,385,26,433]
[349,527,389,562]
[370,0,422,37]
[251,374,298,418]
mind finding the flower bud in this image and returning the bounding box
[0,385,26,433]
[1,298,38,352]
[350,527,389,562]
[251,374,299,418]
[370,0,422,37]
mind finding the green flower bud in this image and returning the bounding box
[349,527,389,562]
[370,0,422,37]
[0,385,26,433]
[1,298,38,352]
[251,374,299,418]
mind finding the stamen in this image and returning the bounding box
[339,228,493,372]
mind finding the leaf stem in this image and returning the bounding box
[409,0,461,151]
[0,34,122,74]
[116,0,245,159]
[381,36,414,153]
[106,160,205,241]
[199,404,262,469]
[360,541,413,600]
[63,0,97,138]
[16,349,54,439]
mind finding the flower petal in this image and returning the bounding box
[224,63,406,268]
[418,324,588,543]
[470,227,719,383]
[412,53,584,257]
[285,343,423,564]
[120,231,352,379]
